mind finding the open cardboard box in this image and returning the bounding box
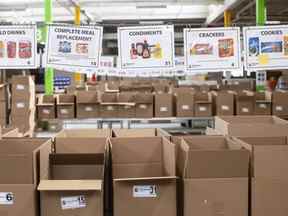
[111,137,177,216]
[233,136,288,216]
[56,94,75,119]
[0,138,51,216]
[178,136,249,216]
[112,128,170,138]
[214,116,288,137]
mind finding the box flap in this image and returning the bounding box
[38,180,102,191]
[114,176,177,182]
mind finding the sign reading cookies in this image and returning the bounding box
[184,27,241,72]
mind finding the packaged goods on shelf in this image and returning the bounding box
[235,90,255,115]
[36,94,56,120]
[178,136,249,216]
[56,94,75,119]
[254,92,272,115]
[194,91,213,117]
[174,88,194,117]
[272,90,288,117]
[211,90,235,116]
[154,93,174,118]
[135,93,154,118]
[76,91,100,118]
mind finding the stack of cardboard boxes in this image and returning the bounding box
[0,84,7,126]
[11,76,35,136]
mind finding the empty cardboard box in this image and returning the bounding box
[111,137,177,216]
[178,136,249,216]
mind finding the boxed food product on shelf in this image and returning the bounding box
[76,91,100,119]
[36,94,56,120]
[111,137,177,216]
[178,136,249,216]
[117,93,136,118]
[194,91,212,117]
[100,93,119,118]
[214,116,288,137]
[272,90,288,117]
[0,138,51,216]
[56,94,75,119]
[154,93,174,118]
[174,88,194,117]
[254,92,272,115]
[233,136,288,216]
[135,93,154,118]
[211,90,235,116]
[235,91,255,115]
[112,128,170,138]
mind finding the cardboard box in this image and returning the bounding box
[112,128,170,138]
[272,91,288,117]
[38,153,104,216]
[194,92,212,117]
[175,92,194,117]
[0,138,51,216]
[2,127,19,137]
[11,110,35,136]
[236,91,255,115]
[12,99,34,117]
[234,136,288,216]
[117,93,136,118]
[111,137,177,216]
[0,101,6,121]
[214,116,288,137]
[254,92,272,115]
[154,93,173,118]
[11,75,35,100]
[76,91,99,118]
[56,94,75,119]
[0,83,7,101]
[37,95,56,120]
[135,93,154,118]
[178,136,249,216]
[212,91,235,116]
[100,105,118,118]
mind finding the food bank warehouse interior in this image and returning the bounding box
[0,0,288,216]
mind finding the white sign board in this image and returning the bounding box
[0,25,37,69]
[184,27,241,72]
[46,25,103,69]
[118,25,175,70]
[244,25,288,71]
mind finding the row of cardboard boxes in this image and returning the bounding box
[2,115,288,216]
[35,89,288,120]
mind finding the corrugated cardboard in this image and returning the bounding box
[154,93,174,118]
[118,93,136,118]
[235,91,255,115]
[272,90,288,117]
[76,91,99,118]
[111,137,177,216]
[37,95,56,120]
[233,136,288,216]
[0,138,51,216]
[212,91,235,116]
[254,92,272,115]
[2,127,19,137]
[175,92,194,117]
[135,93,153,118]
[11,75,35,100]
[214,116,288,137]
[56,94,75,119]
[12,99,35,117]
[178,136,249,216]
[112,128,170,138]
[0,84,7,101]
[194,92,212,117]
[11,110,35,136]
[0,101,6,122]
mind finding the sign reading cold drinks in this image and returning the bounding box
[184,27,241,72]
[46,25,103,69]
[0,25,37,69]
[244,25,288,71]
[118,25,175,70]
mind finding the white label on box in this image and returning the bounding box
[276,106,283,111]
[139,104,147,109]
[221,105,229,111]
[259,104,267,109]
[199,106,207,112]
[0,193,14,205]
[133,185,157,198]
[85,107,93,112]
[124,105,130,109]
[16,103,25,108]
[16,84,25,90]
[107,106,114,111]
[61,196,86,210]
[182,105,190,110]
[242,108,249,113]
[160,107,168,112]
[60,109,68,114]
[43,109,50,114]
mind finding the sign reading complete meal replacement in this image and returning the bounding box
[118,25,175,70]
[0,25,37,69]
[184,27,241,72]
[244,25,288,71]
[46,25,103,69]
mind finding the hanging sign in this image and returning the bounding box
[184,27,241,72]
[118,25,175,70]
[46,24,103,69]
[244,25,288,71]
[0,25,37,69]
